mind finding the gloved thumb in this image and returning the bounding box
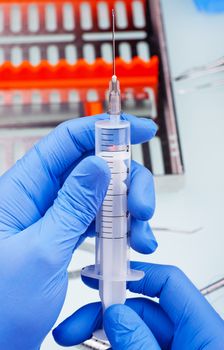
[104,304,161,350]
[36,156,110,267]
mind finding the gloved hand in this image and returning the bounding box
[193,0,224,12]
[53,262,224,349]
[0,113,158,350]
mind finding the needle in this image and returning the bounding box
[112,9,116,77]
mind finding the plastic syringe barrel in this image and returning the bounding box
[95,118,130,309]
[81,116,144,342]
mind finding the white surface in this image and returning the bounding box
[42,1,224,348]
[152,0,224,289]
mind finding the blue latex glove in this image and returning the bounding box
[194,0,224,12]
[0,114,158,350]
[53,262,224,349]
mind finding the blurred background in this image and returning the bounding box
[0,0,223,348]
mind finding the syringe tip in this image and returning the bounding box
[112,75,117,82]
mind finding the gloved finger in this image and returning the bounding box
[129,161,157,254]
[104,304,161,350]
[59,149,95,186]
[130,219,157,254]
[126,298,173,349]
[62,158,155,218]
[128,262,223,328]
[83,159,157,254]
[52,302,102,346]
[53,298,172,348]
[0,114,157,233]
[34,156,110,268]
[38,114,156,195]
[84,217,157,254]
[63,159,155,222]
[35,113,157,181]
[62,159,155,221]
[129,160,155,220]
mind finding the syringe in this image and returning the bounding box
[82,9,144,342]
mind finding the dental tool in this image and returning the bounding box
[175,56,224,82]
